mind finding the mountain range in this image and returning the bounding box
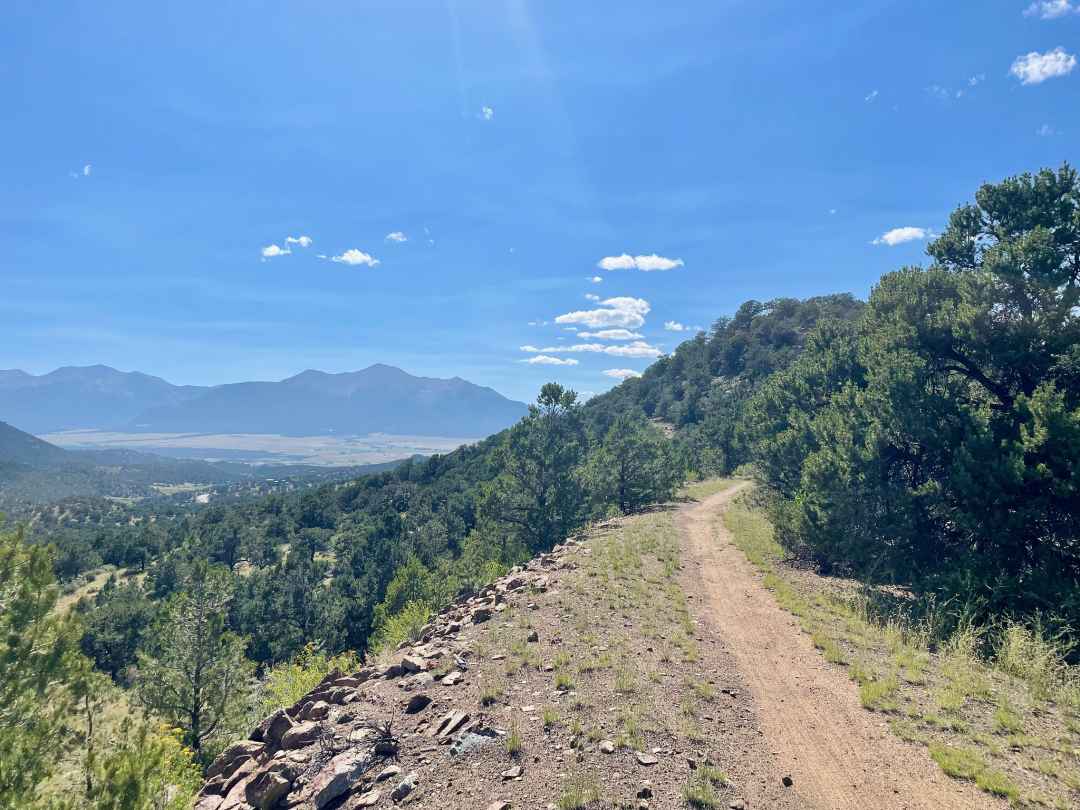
[0,364,528,437]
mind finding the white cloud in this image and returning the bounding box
[480,105,494,121]
[590,276,603,284]
[968,73,986,86]
[520,340,662,359]
[523,355,578,366]
[1036,123,1060,136]
[864,90,879,102]
[605,342,661,357]
[329,248,380,267]
[584,293,601,302]
[1010,47,1076,84]
[285,235,313,248]
[385,231,408,242]
[82,163,92,176]
[664,321,688,332]
[603,369,641,380]
[577,329,644,340]
[555,297,651,329]
[261,244,291,258]
[597,253,684,272]
[1024,1,1078,19]
[871,226,930,246]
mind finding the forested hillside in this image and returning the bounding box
[4,165,1079,809]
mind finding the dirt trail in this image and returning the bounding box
[678,483,1003,810]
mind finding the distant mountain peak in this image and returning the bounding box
[0,364,527,437]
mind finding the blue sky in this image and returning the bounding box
[2,1,1077,402]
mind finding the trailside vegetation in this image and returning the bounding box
[0,523,201,810]
[743,165,1080,636]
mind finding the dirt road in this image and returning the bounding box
[678,483,1002,810]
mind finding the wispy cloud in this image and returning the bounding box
[480,105,494,121]
[968,73,986,86]
[523,354,577,366]
[597,253,684,272]
[1036,123,1060,136]
[664,321,703,332]
[1024,1,1078,19]
[864,89,879,102]
[261,244,291,258]
[385,231,408,243]
[577,329,644,340]
[285,235,313,248]
[554,297,651,329]
[871,226,931,246]
[584,293,601,302]
[520,340,662,359]
[82,163,92,176]
[603,369,642,380]
[590,276,603,284]
[1010,47,1077,84]
[328,248,380,267]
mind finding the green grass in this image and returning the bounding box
[613,668,637,694]
[556,777,601,810]
[928,741,1020,801]
[811,630,847,665]
[478,684,503,707]
[929,743,985,780]
[542,707,559,729]
[505,722,523,757]
[992,702,1024,735]
[688,679,717,701]
[682,765,729,808]
[974,769,1021,801]
[858,673,900,712]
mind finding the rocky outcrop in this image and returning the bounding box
[194,554,573,810]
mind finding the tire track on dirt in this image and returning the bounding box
[678,483,1002,810]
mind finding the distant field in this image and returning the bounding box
[41,430,478,466]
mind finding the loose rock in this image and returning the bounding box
[280,721,321,750]
[390,772,419,802]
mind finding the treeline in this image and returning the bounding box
[585,292,865,473]
[595,165,1080,640]
[741,165,1080,635]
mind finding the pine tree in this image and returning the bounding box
[135,561,253,755]
[0,524,85,809]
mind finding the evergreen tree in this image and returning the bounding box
[481,383,587,553]
[585,413,681,513]
[135,561,253,755]
[0,525,85,809]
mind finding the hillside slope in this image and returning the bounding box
[194,483,994,810]
[0,420,71,466]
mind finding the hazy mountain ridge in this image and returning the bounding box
[0,364,528,437]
